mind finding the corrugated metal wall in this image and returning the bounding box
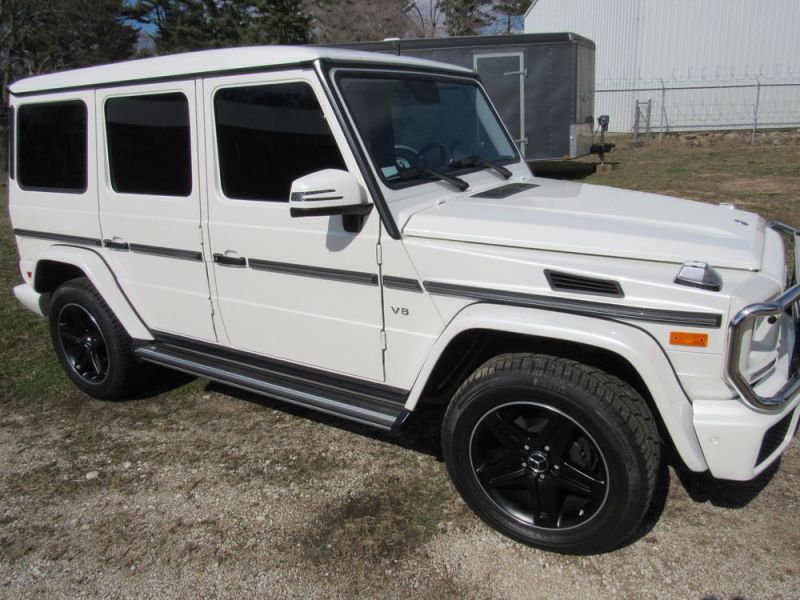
[525,0,800,132]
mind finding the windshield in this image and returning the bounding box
[335,72,518,188]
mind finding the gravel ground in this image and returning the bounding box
[0,377,797,599]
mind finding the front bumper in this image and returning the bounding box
[694,396,799,480]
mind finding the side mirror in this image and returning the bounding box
[289,169,372,218]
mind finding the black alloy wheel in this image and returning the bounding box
[470,402,608,530]
[48,277,146,400]
[442,353,660,554]
[56,303,110,384]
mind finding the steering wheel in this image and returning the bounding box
[394,145,418,171]
[394,142,448,171]
[417,142,447,169]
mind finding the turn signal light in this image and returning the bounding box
[669,331,709,347]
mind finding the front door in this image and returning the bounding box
[96,81,216,341]
[474,53,526,156]
[202,70,384,381]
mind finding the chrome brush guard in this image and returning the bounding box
[725,221,800,412]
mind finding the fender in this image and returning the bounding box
[34,245,153,341]
[406,303,708,472]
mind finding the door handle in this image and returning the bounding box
[213,253,246,267]
[103,238,129,250]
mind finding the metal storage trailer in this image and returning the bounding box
[330,33,596,161]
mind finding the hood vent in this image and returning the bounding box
[471,182,539,199]
[545,270,624,298]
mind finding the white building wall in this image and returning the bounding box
[525,0,800,132]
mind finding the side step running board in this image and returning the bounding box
[135,342,409,432]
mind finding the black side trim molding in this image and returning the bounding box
[248,258,379,285]
[128,243,202,261]
[423,281,722,329]
[14,228,102,247]
[382,275,423,292]
[19,230,203,261]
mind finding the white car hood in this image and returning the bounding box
[402,179,766,271]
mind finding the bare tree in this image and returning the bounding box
[441,0,492,36]
[308,0,413,43]
[405,0,445,37]
[310,0,525,42]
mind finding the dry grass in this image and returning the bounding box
[582,130,800,223]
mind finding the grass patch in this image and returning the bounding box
[0,196,71,400]
[581,132,800,223]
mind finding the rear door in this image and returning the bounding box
[474,53,526,156]
[96,81,216,341]
[201,70,385,380]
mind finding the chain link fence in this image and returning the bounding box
[595,77,800,138]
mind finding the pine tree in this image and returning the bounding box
[441,0,491,36]
[129,0,311,53]
[493,0,530,34]
[1,0,137,103]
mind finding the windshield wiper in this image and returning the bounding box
[389,166,469,192]
[451,155,512,179]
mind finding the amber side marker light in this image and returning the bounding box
[669,332,709,347]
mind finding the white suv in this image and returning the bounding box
[7,46,799,554]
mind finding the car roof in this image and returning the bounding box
[9,45,474,96]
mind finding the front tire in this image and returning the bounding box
[442,353,660,554]
[48,277,145,400]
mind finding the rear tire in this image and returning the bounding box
[442,353,660,554]
[48,277,145,400]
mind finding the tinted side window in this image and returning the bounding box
[18,101,87,192]
[7,106,13,180]
[105,93,191,196]
[214,82,346,201]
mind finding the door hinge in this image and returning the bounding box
[380,330,387,350]
[376,243,383,265]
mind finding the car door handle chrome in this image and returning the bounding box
[213,253,246,267]
[103,238,129,250]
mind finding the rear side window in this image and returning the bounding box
[214,82,345,201]
[18,101,87,192]
[6,106,13,179]
[105,93,191,196]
